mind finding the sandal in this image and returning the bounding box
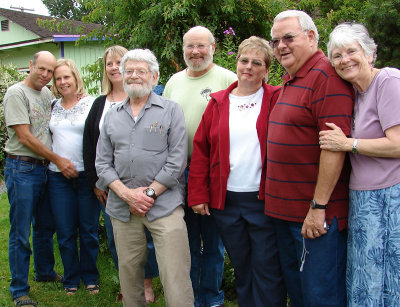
[65,287,78,295]
[13,295,37,307]
[86,284,100,295]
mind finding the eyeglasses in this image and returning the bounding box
[184,44,210,51]
[238,57,265,67]
[124,69,149,77]
[270,31,305,49]
[331,49,361,64]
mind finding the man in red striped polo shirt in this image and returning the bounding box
[265,10,354,307]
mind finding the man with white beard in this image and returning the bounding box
[96,49,193,307]
[164,26,236,307]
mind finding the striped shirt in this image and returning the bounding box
[265,50,354,230]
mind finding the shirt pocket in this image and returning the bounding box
[138,122,168,152]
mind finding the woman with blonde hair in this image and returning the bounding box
[48,58,100,295]
[188,36,286,307]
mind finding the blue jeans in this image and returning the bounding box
[185,169,224,307]
[185,206,224,307]
[347,184,400,306]
[101,204,159,278]
[48,171,100,288]
[5,157,57,299]
[211,191,286,307]
[101,205,119,270]
[273,217,347,307]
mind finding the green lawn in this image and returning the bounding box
[0,193,238,306]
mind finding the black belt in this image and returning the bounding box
[7,154,49,166]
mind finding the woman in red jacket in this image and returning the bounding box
[188,36,286,307]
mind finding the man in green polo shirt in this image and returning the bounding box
[164,26,237,307]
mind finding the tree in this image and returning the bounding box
[42,0,90,20]
[82,0,296,83]
[0,65,25,174]
[364,0,400,68]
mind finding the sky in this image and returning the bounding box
[0,0,50,16]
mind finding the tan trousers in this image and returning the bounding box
[111,206,194,307]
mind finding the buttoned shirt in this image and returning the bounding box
[96,92,188,222]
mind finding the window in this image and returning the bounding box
[1,19,9,31]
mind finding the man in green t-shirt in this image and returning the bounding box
[3,51,78,306]
[164,26,236,307]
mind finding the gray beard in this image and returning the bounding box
[123,81,152,98]
[184,53,213,72]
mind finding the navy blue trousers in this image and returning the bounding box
[211,191,286,307]
[273,217,347,307]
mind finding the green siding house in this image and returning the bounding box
[0,8,104,91]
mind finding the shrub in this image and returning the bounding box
[213,27,284,87]
[0,65,25,176]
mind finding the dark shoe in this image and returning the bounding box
[34,273,63,283]
[86,284,100,295]
[65,287,78,295]
[13,295,37,307]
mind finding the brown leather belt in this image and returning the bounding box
[7,154,49,166]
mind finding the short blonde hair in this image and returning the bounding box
[51,59,85,98]
[237,36,274,69]
[102,45,128,95]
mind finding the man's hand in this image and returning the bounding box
[192,203,210,216]
[94,187,108,207]
[301,208,327,239]
[55,156,78,179]
[122,187,154,217]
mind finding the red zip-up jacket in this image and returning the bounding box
[188,81,281,210]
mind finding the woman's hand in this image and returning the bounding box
[94,187,108,206]
[192,203,210,216]
[319,123,351,152]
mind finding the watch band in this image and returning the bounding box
[352,138,358,154]
[310,200,328,210]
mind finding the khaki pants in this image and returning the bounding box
[111,206,194,307]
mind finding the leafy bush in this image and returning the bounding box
[0,65,25,176]
[214,27,285,87]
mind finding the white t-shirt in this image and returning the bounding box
[227,87,263,192]
[49,95,94,172]
[99,97,125,130]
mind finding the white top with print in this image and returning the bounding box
[49,95,94,172]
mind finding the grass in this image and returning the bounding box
[0,192,238,306]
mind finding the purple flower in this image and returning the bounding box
[223,30,229,35]
[228,51,235,55]
[229,27,236,36]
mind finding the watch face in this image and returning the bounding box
[146,188,155,197]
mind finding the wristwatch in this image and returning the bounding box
[310,200,328,210]
[352,138,358,154]
[144,188,157,200]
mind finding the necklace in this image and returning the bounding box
[235,91,260,111]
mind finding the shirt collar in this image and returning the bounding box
[283,49,325,83]
[116,91,165,112]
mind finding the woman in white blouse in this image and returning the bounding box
[47,59,100,295]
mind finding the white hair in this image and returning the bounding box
[120,49,160,85]
[272,10,319,43]
[327,23,377,65]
